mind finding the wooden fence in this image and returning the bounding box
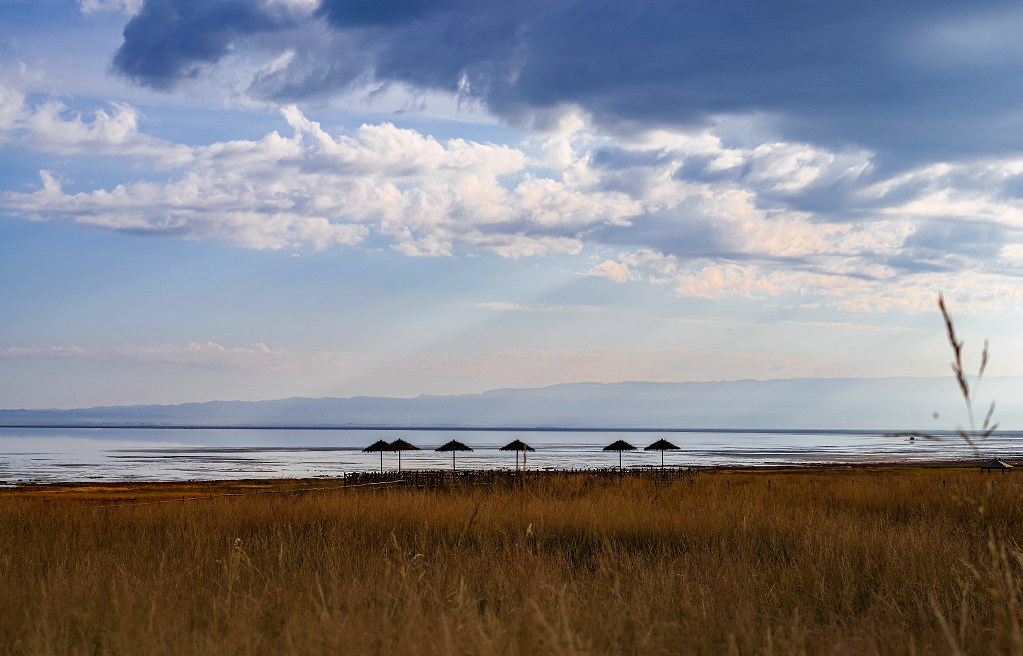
[339,467,699,489]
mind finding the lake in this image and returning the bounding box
[1,426,1021,483]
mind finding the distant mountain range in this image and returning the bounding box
[2,377,1020,430]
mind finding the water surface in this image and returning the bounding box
[0,427,1020,483]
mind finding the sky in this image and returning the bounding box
[3,0,1023,409]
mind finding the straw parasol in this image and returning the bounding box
[362,439,390,473]
[644,438,680,468]
[500,439,535,471]
[435,439,473,470]
[386,438,419,473]
[603,439,636,470]
[980,459,1013,473]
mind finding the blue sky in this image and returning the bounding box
[2,0,1023,409]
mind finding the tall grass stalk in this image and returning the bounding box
[938,293,999,452]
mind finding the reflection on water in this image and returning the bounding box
[0,427,1020,483]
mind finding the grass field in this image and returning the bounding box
[0,466,1021,654]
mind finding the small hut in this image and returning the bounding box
[386,438,419,473]
[362,439,391,473]
[436,439,473,471]
[500,439,535,471]
[603,439,636,470]
[980,459,1014,473]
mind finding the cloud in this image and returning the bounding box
[18,101,192,166]
[109,0,1023,165]
[587,259,637,283]
[1,101,636,255]
[111,0,305,90]
[0,84,23,137]
[0,342,300,372]
[78,0,144,15]
[4,169,370,250]
[7,87,1023,311]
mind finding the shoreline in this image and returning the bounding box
[2,458,1009,503]
[5,423,1023,436]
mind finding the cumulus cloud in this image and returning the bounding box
[571,118,1023,310]
[108,0,1023,165]
[7,84,1023,311]
[19,102,192,166]
[587,259,637,283]
[1,98,637,255]
[0,74,193,165]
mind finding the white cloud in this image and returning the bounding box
[0,85,24,136]
[21,102,193,166]
[0,89,192,166]
[745,142,871,193]
[0,342,300,372]
[5,170,368,251]
[671,263,787,300]
[587,259,637,283]
[262,0,320,17]
[2,101,637,256]
[6,87,1023,311]
[77,0,143,15]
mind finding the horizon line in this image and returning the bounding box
[2,424,1018,436]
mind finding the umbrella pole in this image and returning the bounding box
[380,451,383,473]
[398,450,402,473]
[619,451,622,470]
[452,451,456,471]
[516,451,519,472]
[661,450,664,469]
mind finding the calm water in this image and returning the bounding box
[0,427,1021,483]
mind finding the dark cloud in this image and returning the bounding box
[671,155,746,185]
[112,0,295,88]
[902,220,1007,260]
[111,0,1023,163]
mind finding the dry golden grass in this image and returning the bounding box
[0,467,1021,655]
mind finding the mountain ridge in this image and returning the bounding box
[1,376,1018,430]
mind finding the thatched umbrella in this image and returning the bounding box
[436,439,473,470]
[362,439,390,472]
[386,438,419,473]
[499,439,535,471]
[981,459,1013,474]
[644,438,680,468]
[603,439,636,470]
